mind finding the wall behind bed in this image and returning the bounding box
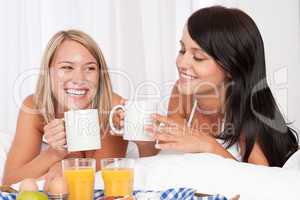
[0,0,299,142]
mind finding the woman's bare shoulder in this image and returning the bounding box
[22,94,35,108]
[18,94,44,132]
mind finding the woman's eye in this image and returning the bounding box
[60,66,73,70]
[179,49,185,54]
[193,56,204,61]
[86,66,96,71]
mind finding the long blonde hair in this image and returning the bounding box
[34,29,113,128]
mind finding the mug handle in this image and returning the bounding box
[109,105,125,135]
[42,118,68,149]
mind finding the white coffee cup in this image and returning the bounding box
[64,109,101,152]
[109,100,157,141]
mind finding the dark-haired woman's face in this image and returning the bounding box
[176,26,227,96]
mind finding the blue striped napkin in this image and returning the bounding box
[0,188,228,200]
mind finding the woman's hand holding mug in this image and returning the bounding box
[109,100,159,156]
[109,100,157,141]
[43,118,68,159]
[43,109,101,154]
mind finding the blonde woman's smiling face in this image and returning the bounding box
[50,40,99,112]
[176,25,227,96]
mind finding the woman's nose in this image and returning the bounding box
[72,68,85,82]
[177,52,192,70]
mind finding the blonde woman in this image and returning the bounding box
[3,30,152,185]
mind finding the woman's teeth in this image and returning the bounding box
[180,73,196,80]
[66,89,87,96]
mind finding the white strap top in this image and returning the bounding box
[188,100,242,161]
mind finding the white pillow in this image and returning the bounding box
[283,149,300,170]
[0,142,6,184]
[0,130,14,184]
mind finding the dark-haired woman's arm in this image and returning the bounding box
[145,113,270,165]
[145,114,237,158]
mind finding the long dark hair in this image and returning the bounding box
[187,6,298,167]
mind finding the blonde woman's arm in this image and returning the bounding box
[2,95,81,185]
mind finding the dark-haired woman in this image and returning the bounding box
[145,6,298,167]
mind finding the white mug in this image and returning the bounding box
[64,109,101,152]
[109,100,157,141]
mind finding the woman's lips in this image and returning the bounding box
[179,72,197,83]
[65,88,88,96]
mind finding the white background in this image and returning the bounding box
[0,0,299,139]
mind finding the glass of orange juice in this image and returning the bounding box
[62,158,96,200]
[101,158,135,198]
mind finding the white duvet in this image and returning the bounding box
[11,152,300,200]
[131,153,300,200]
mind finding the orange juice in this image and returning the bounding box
[64,167,95,200]
[102,168,134,197]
